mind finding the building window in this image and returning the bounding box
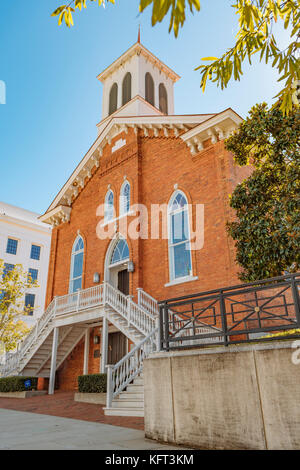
[30,244,41,260]
[159,83,168,114]
[104,190,114,223]
[69,235,84,293]
[168,191,192,281]
[24,293,35,316]
[122,72,132,106]
[6,238,18,255]
[120,181,130,216]
[145,72,155,106]
[109,83,118,115]
[110,239,129,265]
[28,268,38,282]
[3,263,14,278]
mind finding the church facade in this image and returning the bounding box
[2,39,251,416]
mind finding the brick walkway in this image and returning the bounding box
[0,391,144,431]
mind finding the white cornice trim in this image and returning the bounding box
[180,109,243,155]
[39,205,72,227]
[97,42,180,83]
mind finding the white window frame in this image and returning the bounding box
[104,189,114,224]
[167,190,194,284]
[119,181,131,217]
[69,235,84,293]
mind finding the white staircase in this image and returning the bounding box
[0,281,220,418]
[105,374,144,417]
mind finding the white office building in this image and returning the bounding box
[0,201,52,327]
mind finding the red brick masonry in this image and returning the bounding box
[0,392,144,430]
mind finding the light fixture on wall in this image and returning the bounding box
[93,335,100,345]
[127,260,134,273]
[93,272,100,284]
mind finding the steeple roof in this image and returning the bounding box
[97,41,180,83]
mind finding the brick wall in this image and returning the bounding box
[46,127,252,389]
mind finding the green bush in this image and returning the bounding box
[0,376,38,393]
[78,373,107,393]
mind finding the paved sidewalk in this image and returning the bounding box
[0,409,180,450]
[0,391,143,430]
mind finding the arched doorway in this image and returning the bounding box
[104,236,130,295]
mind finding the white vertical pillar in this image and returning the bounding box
[48,327,59,395]
[83,328,90,375]
[101,317,108,373]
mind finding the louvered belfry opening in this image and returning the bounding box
[109,82,118,115]
[159,83,168,114]
[145,72,155,106]
[122,72,132,106]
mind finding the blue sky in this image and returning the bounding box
[0,1,289,214]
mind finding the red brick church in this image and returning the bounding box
[2,38,251,416]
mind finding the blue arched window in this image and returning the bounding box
[104,190,114,223]
[120,181,130,216]
[110,239,129,265]
[69,236,84,293]
[168,191,192,281]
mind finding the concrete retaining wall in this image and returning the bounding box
[74,393,106,405]
[0,391,47,399]
[144,341,300,450]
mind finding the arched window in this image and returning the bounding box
[104,190,114,223]
[122,72,132,106]
[145,72,155,106]
[69,236,84,293]
[109,83,118,115]
[168,191,192,281]
[159,83,168,114]
[110,239,129,265]
[120,181,130,216]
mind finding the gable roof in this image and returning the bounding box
[39,105,242,226]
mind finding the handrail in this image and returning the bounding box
[104,282,156,335]
[159,272,300,305]
[106,328,158,408]
[0,297,56,376]
[1,282,158,377]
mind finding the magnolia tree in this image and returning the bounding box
[225,102,300,282]
[51,0,300,115]
[0,261,36,352]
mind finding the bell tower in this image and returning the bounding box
[97,37,180,121]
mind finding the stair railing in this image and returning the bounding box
[103,282,156,336]
[106,328,158,409]
[0,297,57,376]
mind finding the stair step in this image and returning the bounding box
[104,407,144,417]
[112,398,144,408]
[119,392,144,400]
[133,377,144,386]
[126,384,144,393]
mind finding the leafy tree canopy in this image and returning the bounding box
[51,0,299,115]
[225,102,300,281]
[0,262,36,352]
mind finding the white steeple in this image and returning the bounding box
[97,39,180,122]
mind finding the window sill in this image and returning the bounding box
[164,275,198,287]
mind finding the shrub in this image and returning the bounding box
[77,373,107,393]
[0,376,38,393]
